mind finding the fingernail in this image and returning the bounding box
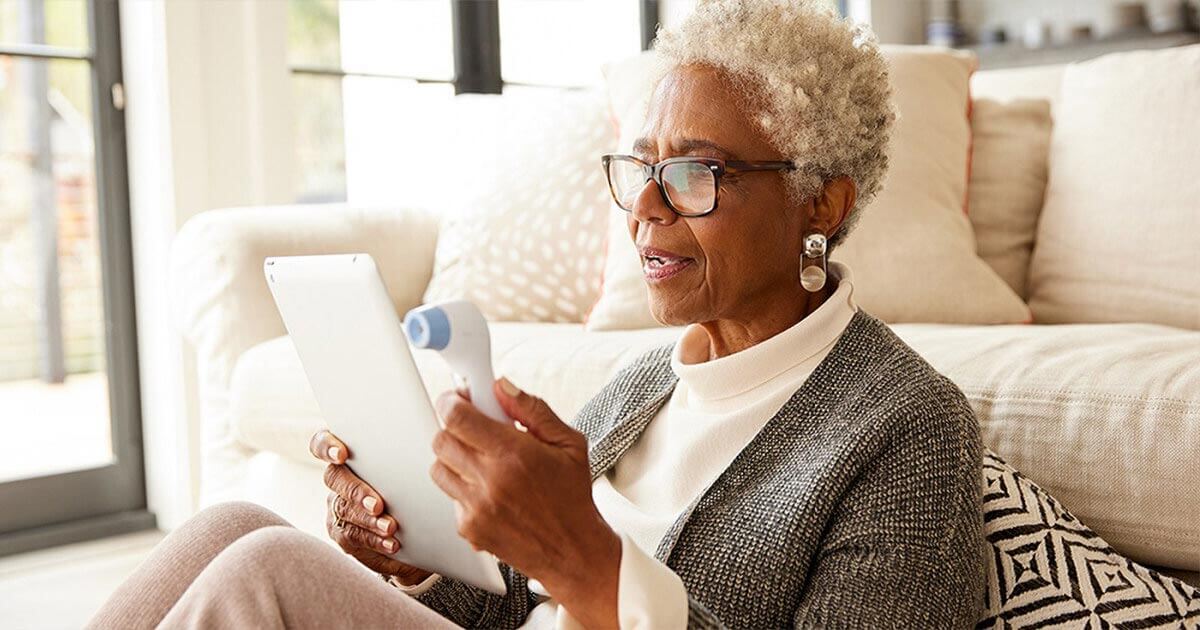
[383,538,398,552]
[363,496,377,511]
[327,446,340,461]
[499,377,521,397]
[376,517,390,533]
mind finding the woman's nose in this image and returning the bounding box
[629,178,677,226]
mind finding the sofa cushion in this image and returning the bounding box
[1027,44,1200,329]
[969,64,1065,112]
[420,90,613,323]
[587,46,1031,330]
[968,99,1052,300]
[230,320,1199,571]
[891,321,1200,571]
[979,449,1200,627]
[229,322,681,466]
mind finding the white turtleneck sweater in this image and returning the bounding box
[410,261,858,630]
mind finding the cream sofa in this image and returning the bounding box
[170,61,1199,586]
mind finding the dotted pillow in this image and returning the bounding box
[979,449,1200,628]
[422,89,613,322]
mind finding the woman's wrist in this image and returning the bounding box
[388,569,435,587]
[542,514,622,629]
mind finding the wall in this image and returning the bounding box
[119,0,295,529]
[848,0,926,43]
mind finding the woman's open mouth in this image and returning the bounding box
[638,247,696,280]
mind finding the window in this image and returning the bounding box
[288,0,460,203]
[286,0,650,204]
[499,0,642,87]
[0,0,150,554]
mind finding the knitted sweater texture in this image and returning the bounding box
[413,309,986,629]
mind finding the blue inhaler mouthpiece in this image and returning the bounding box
[404,306,451,350]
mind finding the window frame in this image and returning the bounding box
[0,0,152,555]
[288,0,661,92]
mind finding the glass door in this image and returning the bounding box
[0,0,151,554]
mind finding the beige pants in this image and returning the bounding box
[87,502,458,629]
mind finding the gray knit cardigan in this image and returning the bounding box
[411,309,987,629]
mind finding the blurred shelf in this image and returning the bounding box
[961,30,1200,70]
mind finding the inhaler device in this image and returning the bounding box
[403,300,508,423]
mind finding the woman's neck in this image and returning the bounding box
[697,280,834,361]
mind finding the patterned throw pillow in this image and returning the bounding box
[979,449,1200,629]
[421,89,613,322]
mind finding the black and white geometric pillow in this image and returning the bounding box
[977,449,1200,629]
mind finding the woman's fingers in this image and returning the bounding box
[310,430,348,464]
[326,490,397,537]
[331,519,400,555]
[429,460,471,502]
[322,464,386,517]
[431,429,480,480]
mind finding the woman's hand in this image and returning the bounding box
[310,430,434,586]
[430,377,621,630]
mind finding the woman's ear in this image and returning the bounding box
[809,176,857,236]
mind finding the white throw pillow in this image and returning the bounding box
[422,89,614,322]
[1027,44,1200,330]
[968,99,1053,300]
[586,47,1032,330]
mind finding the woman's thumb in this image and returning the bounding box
[494,377,571,444]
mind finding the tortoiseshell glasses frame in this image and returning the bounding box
[601,153,796,217]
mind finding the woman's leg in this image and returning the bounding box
[158,526,458,629]
[87,501,290,629]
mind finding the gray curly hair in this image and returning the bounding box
[651,0,896,248]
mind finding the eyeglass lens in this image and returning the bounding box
[608,159,716,216]
[609,159,648,209]
[662,162,715,215]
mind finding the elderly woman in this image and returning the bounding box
[91,1,985,628]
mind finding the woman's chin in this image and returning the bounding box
[648,300,695,327]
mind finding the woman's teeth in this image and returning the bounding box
[643,255,693,279]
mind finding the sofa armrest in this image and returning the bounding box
[169,203,438,505]
[171,204,438,366]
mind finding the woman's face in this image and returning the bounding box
[630,63,819,327]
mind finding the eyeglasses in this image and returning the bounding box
[601,153,796,217]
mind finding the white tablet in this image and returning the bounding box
[264,253,507,595]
